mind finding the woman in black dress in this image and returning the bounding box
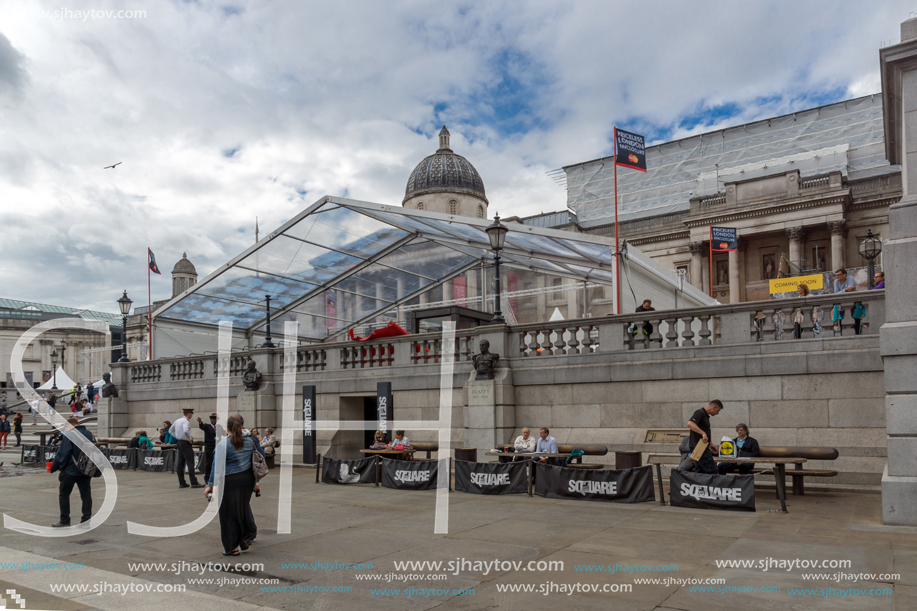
[204,415,264,555]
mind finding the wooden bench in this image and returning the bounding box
[758,447,839,495]
[411,442,437,460]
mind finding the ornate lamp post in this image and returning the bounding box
[117,291,133,363]
[51,349,58,390]
[485,213,509,324]
[859,229,883,288]
[263,295,276,347]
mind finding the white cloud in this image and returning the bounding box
[0,0,910,314]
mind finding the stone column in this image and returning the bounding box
[443,278,454,303]
[880,18,917,525]
[689,242,704,291]
[728,247,741,304]
[828,221,846,272]
[786,227,806,271]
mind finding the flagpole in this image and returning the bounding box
[709,227,714,298]
[614,127,620,315]
[148,250,153,360]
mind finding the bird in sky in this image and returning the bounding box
[103,162,122,169]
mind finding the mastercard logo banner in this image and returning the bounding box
[614,128,647,172]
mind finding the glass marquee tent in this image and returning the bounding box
[151,197,715,358]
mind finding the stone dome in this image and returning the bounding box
[403,126,487,205]
[171,252,197,275]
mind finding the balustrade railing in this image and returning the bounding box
[119,291,885,381]
[519,323,598,357]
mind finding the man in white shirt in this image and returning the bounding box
[535,427,559,464]
[514,428,536,453]
[169,408,203,489]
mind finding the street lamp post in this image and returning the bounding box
[859,229,883,288]
[51,349,58,390]
[263,295,275,347]
[117,291,133,363]
[485,213,509,324]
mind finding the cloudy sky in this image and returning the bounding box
[0,0,910,314]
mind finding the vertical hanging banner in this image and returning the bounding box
[454,277,466,306]
[377,381,392,443]
[614,128,647,172]
[711,227,738,251]
[302,385,317,464]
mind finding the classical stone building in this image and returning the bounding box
[0,299,117,390]
[403,126,489,219]
[523,95,898,305]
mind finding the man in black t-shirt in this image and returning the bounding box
[632,299,656,337]
[678,399,723,474]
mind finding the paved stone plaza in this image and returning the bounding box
[1,466,915,611]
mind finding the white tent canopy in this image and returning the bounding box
[37,366,76,391]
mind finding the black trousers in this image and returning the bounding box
[202,444,215,481]
[59,472,92,524]
[175,440,200,485]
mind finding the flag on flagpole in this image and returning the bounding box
[148,248,161,274]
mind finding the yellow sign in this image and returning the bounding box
[720,441,735,456]
[768,273,824,294]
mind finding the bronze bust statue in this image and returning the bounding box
[472,339,500,380]
[242,359,262,391]
[101,372,118,398]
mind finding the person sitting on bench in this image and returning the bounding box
[718,423,759,475]
[387,430,412,450]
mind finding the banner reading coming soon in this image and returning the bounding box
[669,469,756,512]
[454,460,528,495]
[381,458,438,491]
[321,456,377,485]
[534,464,656,503]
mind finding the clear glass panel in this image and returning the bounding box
[375,242,475,281]
[564,264,615,284]
[504,232,583,259]
[424,219,491,244]
[284,206,407,257]
[238,235,362,286]
[160,293,263,326]
[555,238,615,264]
[197,267,319,311]
[334,262,427,305]
[500,253,578,276]
[363,210,456,239]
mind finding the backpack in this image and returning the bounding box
[76,447,103,478]
[250,436,269,482]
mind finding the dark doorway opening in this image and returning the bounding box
[363,397,378,448]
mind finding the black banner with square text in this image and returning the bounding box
[669,469,756,512]
[454,460,528,495]
[534,463,656,503]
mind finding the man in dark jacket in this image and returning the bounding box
[197,413,221,479]
[718,423,760,475]
[50,417,96,527]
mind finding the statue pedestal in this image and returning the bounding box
[236,391,276,430]
[97,397,128,437]
[463,371,515,451]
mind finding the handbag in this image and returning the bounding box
[252,446,269,481]
[249,434,269,481]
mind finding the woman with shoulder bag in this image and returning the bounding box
[204,415,265,556]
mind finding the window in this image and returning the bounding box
[551,277,564,302]
[417,202,424,210]
[523,281,534,305]
[449,200,457,215]
[477,205,484,218]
